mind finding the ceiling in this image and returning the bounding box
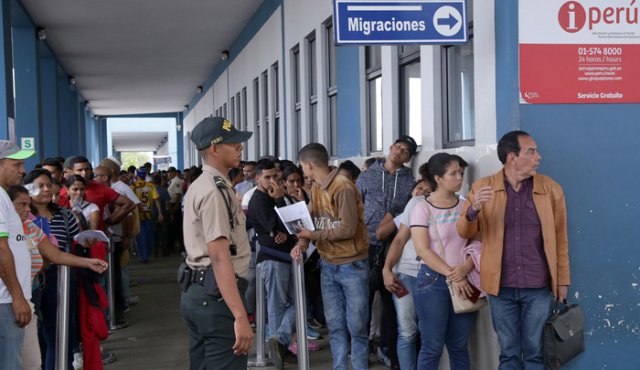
[20,0,263,116]
[111,131,168,152]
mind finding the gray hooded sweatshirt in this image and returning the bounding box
[356,159,414,247]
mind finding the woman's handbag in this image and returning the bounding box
[427,203,487,314]
[543,301,585,369]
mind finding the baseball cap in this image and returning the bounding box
[135,167,147,179]
[394,135,418,157]
[100,156,121,175]
[191,117,252,150]
[0,140,36,160]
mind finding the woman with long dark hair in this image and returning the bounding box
[410,153,483,370]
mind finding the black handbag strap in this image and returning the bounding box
[59,207,74,253]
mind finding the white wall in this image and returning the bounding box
[181,0,500,182]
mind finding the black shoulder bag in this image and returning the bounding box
[543,300,585,369]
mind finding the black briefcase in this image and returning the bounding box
[543,301,585,369]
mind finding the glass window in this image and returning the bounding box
[326,22,336,89]
[253,77,260,157]
[242,88,247,131]
[292,45,302,152]
[262,70,269,153]
[368,76,382,152]
[326,19,337,156]
[366,46,382,153]
[230,96,235,123]
[308,33,317,98]
[400,60,422,146]
[273,62,280,158]
[443,27,475,147]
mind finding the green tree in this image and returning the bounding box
[121,152,152,170]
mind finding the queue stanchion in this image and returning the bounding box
[248,244,272,367]
[293,255,310,370]
[106,237,117,330]
[55,264,70,370]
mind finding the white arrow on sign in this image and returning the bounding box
[433,6,462,37]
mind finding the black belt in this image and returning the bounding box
[178,262,248,298]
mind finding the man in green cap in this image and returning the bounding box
[179,117,254,369]
[0,140,36,369]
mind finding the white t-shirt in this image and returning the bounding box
[241,186,257,210]
[112,180,141,204]
[167,177,184,203]
[110,180,141,241]
[392,195,423,278]
[0,187,31,303]
[77,201,99,224]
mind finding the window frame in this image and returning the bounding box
[441,22,475,149]
[365,45,382,154]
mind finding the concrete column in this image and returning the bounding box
[12,26,41,168]
[176,112,184,169]
[0,0,13,139]
[39,56,60,159]
[57,69,71,157]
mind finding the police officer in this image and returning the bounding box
[180,116,253,370]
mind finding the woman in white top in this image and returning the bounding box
[410,153,482,370]
[65,175,100,231]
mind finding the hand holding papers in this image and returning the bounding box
[74,230,109,248]
[274,201,315,235]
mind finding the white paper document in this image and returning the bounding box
[274,201,315,235]
[74,230,110,244]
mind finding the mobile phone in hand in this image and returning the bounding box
[394,281,410,298]
[468,284,481,303]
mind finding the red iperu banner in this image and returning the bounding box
[519,0,640,104]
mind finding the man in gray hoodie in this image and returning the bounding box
[355,135,417,366]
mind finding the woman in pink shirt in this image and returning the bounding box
[410,153,482,370]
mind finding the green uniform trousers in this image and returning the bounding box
[181,283,248,370]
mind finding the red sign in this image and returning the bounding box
[519,0,640,104]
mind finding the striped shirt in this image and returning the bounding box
[49,207,80,252]
[23,220,47,279]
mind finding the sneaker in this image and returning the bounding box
[306,325,321,340]
[128,296,139,305]
[307,318,323,330]
[268,337,285,370]
[101,351,117,365]
[376,347,391,367]
[288,340,321,355]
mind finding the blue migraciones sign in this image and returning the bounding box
[334,0,467,45]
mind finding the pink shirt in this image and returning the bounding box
[411,198,483,292]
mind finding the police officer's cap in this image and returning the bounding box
[191,116,253,150]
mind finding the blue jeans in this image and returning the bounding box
[258,259,296,346]
[320,259,370,370]
[414,264,476,370]
[393,273,418,370]
[0,303,24,369]
[136,219,154,262]
[488,287,553,370]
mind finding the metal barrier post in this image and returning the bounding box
[293,258,309,370]
[55,265,70,370]
[248,245,271,367]
[106,238,116,330]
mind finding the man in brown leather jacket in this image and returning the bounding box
[457,130,570,370]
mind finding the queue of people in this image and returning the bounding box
[0,115,570,370]
[178,116,571,370]
[0,139,194,369]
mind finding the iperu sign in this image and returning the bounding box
[334,0,468,45]
[519,0,640,104]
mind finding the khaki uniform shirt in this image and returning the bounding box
[183,164,251,278]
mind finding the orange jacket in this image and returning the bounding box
[457,170,570,297]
